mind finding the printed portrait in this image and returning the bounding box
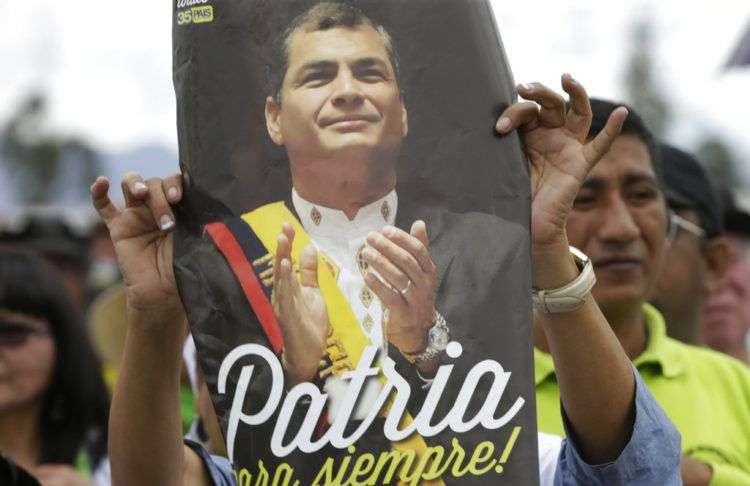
[172,1,539,484]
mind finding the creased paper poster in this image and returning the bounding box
[172,1,539,484]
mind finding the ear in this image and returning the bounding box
[401,102,409,138]
[706,236,730,292]
[265,96,285,146]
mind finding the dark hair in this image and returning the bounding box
[267,1,402,102]
[0,249,109,468]
[588,98,663,184]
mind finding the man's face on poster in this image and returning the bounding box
[265,25,408,168]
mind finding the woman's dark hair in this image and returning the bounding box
[0,248,109,468]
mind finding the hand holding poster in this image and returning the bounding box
[171,1,539,484]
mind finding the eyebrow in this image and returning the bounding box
[580,178,606,191]
[622,173,659,186]
[294,60,337,77]
[351,57,389,71]
[292,56,390,79]
[581,172,659,190]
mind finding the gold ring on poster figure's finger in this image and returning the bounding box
[399,280,413,297]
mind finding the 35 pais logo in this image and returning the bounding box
[177,0,214,25]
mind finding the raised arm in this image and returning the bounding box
[91,174,209,486]
[496,75,641,463]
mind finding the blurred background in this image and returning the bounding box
[1,0,749,214]
[0,2,746,481]
[0,0,748,295]
[0,2,748,477]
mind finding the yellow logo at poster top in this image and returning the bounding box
[177,5,214,25]
[192,5,213,23]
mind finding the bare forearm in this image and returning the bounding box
[109,308,187,486]
[533,242,635,463]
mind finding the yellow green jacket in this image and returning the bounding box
[535,304,750,486]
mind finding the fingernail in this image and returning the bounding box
[383,225,395,236]
[160,215,175,230]
[134,182,147,193]
[367,231,378,242]
[168,187,179,201]
[520,83,533,91]
[497,117,511,133]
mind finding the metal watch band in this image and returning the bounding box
[532,246,596,314]
[402,311,449,365]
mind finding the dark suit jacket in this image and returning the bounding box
[175,199,540,485]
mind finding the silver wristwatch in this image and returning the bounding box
[532,246,596,314]
[402,311,450,365]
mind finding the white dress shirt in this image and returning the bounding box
[292,188,397,352]
[292,188,397,421]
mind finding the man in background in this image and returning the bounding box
[534,98,750,485]
[651,143,728,344]
[702,189,750,364]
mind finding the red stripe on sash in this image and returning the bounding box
[205,222,283,354]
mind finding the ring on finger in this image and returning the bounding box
[399,280,413,297]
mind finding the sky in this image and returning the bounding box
[1,0,749,177]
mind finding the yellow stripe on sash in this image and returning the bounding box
[242,202,444,486]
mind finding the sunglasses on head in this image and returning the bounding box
[0,319,51,347]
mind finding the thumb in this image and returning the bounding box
[410,220,430,247]
[582,106,628,169]
[299,244,319,288]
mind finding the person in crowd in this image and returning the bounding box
[535,98,750,486]
[0,249,110,485]
[702,189,750,364]
[91,8,684,484]
[651,143,728,344]
[0,212,91,312]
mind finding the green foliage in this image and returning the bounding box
[1,93,101,203]
[623,17,671,138]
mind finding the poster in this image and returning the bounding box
[172,1,539,484]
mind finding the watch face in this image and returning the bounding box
[429,325,449,351]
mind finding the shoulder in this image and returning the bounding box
[425,208,528,261]
[667,338,750,389]
[429,208,526,239]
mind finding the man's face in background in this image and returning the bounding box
[651,208,709,341]
[702,234,750,352]
[566,135,668,314]
[265,24,408,175]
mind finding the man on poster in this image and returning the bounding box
[211,0,519,414]
[96,2,681,485]
[196,3,536,473]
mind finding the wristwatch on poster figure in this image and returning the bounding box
[401,311,450,365]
